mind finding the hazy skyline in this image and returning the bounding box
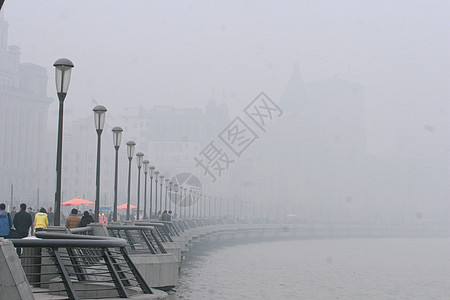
[2,1,449,159]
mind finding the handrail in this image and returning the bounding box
[10,238,126,248]
[107,225,167,254]
[10,231,152,299]
[68,226,93,234]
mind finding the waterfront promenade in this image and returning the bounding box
[1,220,448,299]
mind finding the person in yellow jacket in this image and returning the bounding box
[34,207,48,233]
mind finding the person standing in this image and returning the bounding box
[65,208,81,229]
[27,207,36,235]
[34,207,49,233]
[0,203,12,238]
[13,203,32,238]
[99,212,108,225]
[79,211,95,227]
[47,207,54,226]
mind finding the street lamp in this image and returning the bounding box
[142,160,149,219]
[53,58,74,226]
[168,181,173,211]
[135,152,144,220]
[154,171,159,217]
[149,166,155,219]
[126,141,136,220]
[93,105,107,222]
[164,178,169,211]
[184,188,188,219]
[159,176,164,213]
[112,126,123,222]
[174,183,178,216]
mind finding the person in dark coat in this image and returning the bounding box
[13,203,33,238]
[79,211,95,227]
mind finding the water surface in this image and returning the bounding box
[177,237,450,299]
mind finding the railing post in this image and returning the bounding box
[120,248,153,294]
[50,248,80,300]
[102,248,129,298]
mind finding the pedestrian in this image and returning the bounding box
[47,207,54,226]
[99,212,108,225]
[0,203,12,238]
[79,211,95,227]
[65,208,81,229]
[162,210,168,221]
[167,210,173,221]
[27,207,36,235]
[157,211,162,221]
[108,211,113,223]
[13,203,32,238]
[34,207,49,233]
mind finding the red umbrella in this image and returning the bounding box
[117,203,137,209]
[61,197,94,206]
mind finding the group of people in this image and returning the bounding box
[0,203,175,239]
[65,208,96,228]
[0,203,103,238]
[157,210,173,221]
[0,203,54,238]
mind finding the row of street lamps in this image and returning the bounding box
[52,58,182,223]
[52,57,244,224]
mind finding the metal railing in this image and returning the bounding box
[107,225,167,254]
[11,232,152,300]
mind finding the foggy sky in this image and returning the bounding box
[3,0,450,160]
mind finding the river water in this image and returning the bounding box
[177,237,450,299]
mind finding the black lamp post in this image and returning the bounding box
[53,58,74,226]
[168,181,173,211]
[142,160,149,219]
[112,126,123,222]
[135,152,144,220]
[126,141,136,220]
[149,166,155,219]
[93,105,107,222]
[178,186,182,218]
[174,184,178,216]
[164,178,169,211]
[184,188,188,219]
[159,176,164,212]
[154,171,159,216]
[188,189,191,219]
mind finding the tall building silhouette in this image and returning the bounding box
[0,13,51,206]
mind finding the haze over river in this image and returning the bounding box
[177,237,450,299]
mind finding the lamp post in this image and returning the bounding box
[179,186,183,218]
[168,181,173,211]
[164,178,169,211]
[53,58,74,226]
[149,166,155,219]
[93,105,107,222]
[112,126,123,222]
[174,184,178,217]
[154,171,159,216]
[126,141,136,220]
[159,176,164,212]
[187,188,191,219]
[135,152,144,220]
[183,188,187,218]
[142,160,149,219]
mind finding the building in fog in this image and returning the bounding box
[0,13,51,207]
[37,99,230,210]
